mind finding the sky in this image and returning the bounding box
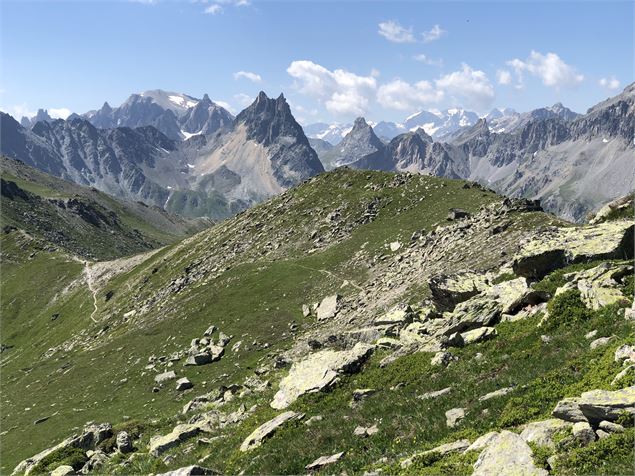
[1,0,633,125]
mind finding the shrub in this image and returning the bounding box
[552,428,635,475]
[543,290,592,330]
[492,273,516,285]
[30,446,88,474]
[528,442,553,470]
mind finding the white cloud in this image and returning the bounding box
[422,24,446,43]
[2,103,35,119]
[413,54,443,67]
[599,76,620,90]
[233,71,262,83]
[377,79,443,110]
[496,69,512,85]
[435,64,495,110]
[129,0,158,4]
[204,4,223,14]
[233,93,254,107]
[378,20,415,43]
[287,60,377,116]
[507,51,583,88]
[49,108,72,119]
[213,99,235,113]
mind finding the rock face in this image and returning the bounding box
[319,117,386,170]
[116,431,133,453]
[271,343,374,409]
[472,430,548,476]
[349,85,635,221]
[552,387,635,424]
[512,220,634,279]
[240,411,304,451]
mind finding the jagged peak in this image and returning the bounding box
[352,117,369,128]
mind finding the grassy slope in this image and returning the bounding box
[1,169,569,472]
[1,156,210,260]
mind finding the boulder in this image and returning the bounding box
[418,387,452,400]
[478,386,514,402]
[599,420,625,433]
[512,221,634,279]
[465,431,499,452]
[552,387,635,424]
[176,378,193,391]
[157,466,217,476]
[461,327,497,345]
[430,351,454,367]
[149,424,201,456]
[316,294,341,321]
[239,411,303,452]
[590,336,615,349]
[428,272,490,309]
[520,419,572,448]
[389,241,401,252]
[305,451,345,470]
[302,304,311,317]
[217,332,231,347]
[203,325,216,337]
[116,431,133,453]
[353,424,379,438]
[271,343,373,409]
[555,263,632,310]
[615,344,635,364]
[12,423,112,475]
[155,371,177,384]
[472,430,548,476]
[401,439,470,468]
[51,466,74,476]
[572,421,595,446]
[445,407,465,428]
[374,304,413,325]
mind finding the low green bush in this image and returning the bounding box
[543,290,592,330]
[552,428,635,475]
[30,446,88,474]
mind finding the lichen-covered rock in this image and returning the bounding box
[305,451,345,470]
[148,424,201,456]
[555,263,632,310]
[12,423,112,475]
[445,407,465,428]
[50,465,74,476]
[472,430,548,476]
[478,386,514,401]
[614,344,635,364]
[465,431,499,452]
[155,370,177,383]
[374,303,414,325]
[460,326,497,345]
[572,421,596,446]
[116,431,133,453]
[157,465,218,476]
[271,343,374,409]
[512,221,634,279]
[520,419,572,448]
[428,272,490,309]
[553,386,635,424]
[401,439,470,468]
[240,411,303,451]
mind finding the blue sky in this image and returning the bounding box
[1,0,632,124]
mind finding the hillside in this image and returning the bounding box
[2,168,633,475]
[0,157,210,260]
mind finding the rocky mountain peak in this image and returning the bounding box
[100,102,112,114]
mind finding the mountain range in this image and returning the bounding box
[3,85,633,223]
[2,91,322,219]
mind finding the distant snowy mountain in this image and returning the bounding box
[81,89,234,141]
[303,122,353,145]
[404,108,480,139]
